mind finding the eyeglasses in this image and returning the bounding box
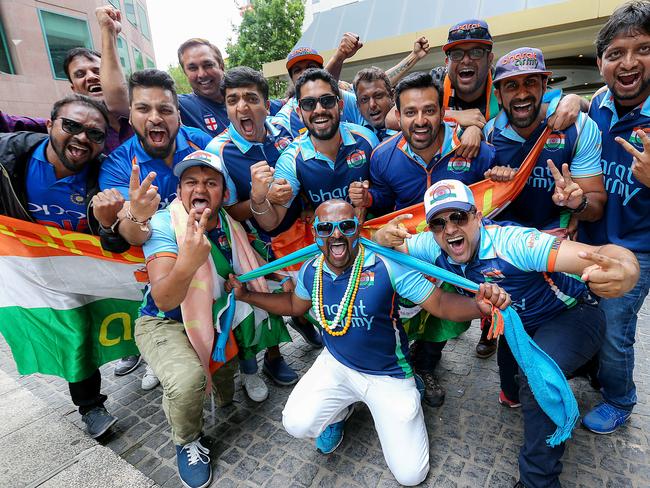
[447,47,490,62]
[428,210,474,233]
[298,94,338,112]
[313,216,359,237]
[57,117,106,144]
[448,26,491,43]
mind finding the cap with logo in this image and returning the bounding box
[173,150,226,178]
[424,179,476,222]
[286,47,324,72]
[493,47,552,83]
[443,19,493,52]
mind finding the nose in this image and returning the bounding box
[149,110,163,124]
[414,111,427,126]
[621,50,638,69]
[86,70,100,82]
[236,97,249,111]
[331,226,343,239]
[368,97,378,110]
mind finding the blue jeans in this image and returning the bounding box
[510,302,605,488]
[597,251,650,411]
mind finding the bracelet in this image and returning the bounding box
[278,276,291,286]
[99,218,120,235]
[125,207,151,232]
[568,195,588,214]
[250,198,272,216]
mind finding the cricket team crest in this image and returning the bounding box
[274,137,291,152]
[346,149,367,168]
[628,126,650,146]
[70,193,85,205]
[204,115,219,132]
[544,133,565,151]
[480,267,505,282]
[448,157,471,173]
[359,271,375,288]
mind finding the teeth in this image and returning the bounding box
[447,236,463,243]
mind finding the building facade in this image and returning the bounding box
[0,0,156,118]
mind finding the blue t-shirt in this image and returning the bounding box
[99,126,235,208]
[178,92,229,137]
[580,89,650,252]
[25,140,90,232]
[271,91,365,139]
[295,248,435,378]
[369,123,495,212]
[484,90,603,230]
[274,122,379,207]
[269,98,285,117]
[406,221,587,330]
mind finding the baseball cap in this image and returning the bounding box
[424,179,476,222]
[173,150,226,178]
[443,19,493,52]
[493,47,552,84]
[286,47,324,72]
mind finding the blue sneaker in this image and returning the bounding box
[288,316,323,348]
[582,403,631,434]
[316,419,345,454]
[176,438,212,488]
[263,354,299,386]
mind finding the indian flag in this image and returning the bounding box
[628,126,650,145]
[0,216,145,382]
[545,133,565,150]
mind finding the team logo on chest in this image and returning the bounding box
[448,156,471,173]
[346,149,367,168]
[274,136,291,152]
[359,271,375,288]
[480,267,505,282]
[544,133,565,151]
[628,126,650,146]
[70,193,85,205]
[204,115,219,132]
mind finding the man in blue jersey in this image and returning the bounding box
[352,67,399,142]
[251,68,379,231]
[375,179,639,488]
[579,0,650,435]
[226,199,510,486]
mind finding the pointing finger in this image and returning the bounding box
[561,163,574,184]
[578,250,617,270]
[616,136,643,160]
[389,213,413,226]
[129,163,141,193]
[546,159,563,184]
[197,208,211,232]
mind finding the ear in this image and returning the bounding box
[394,107,401,129]
[297,106,305,124]
[444,56,449,67]
[70,84,75,92]
[46,119,53,135]
[223,188,230,204]
[265,99,270,115]
[338,97,344,115]
[596,57,603,76]
[494,84,503,106]
[488,51,494,66]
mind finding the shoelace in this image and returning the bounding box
[596,403,626,420]
[183,440,210,466]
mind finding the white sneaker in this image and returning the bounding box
[241,372,269,402]
[141,364,160,391]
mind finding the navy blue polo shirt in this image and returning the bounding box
[25,139,90,232]
[274,122,379,207]
[369,123,495,212]
[178,92,229,137]
[580,89,650,252]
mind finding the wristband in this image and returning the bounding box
[279,276,291,286]
[568,195,588,214]
[125,207,151,232]
[99,218,120,235]
[250,198,272,215]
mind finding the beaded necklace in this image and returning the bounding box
[312,245,365,337]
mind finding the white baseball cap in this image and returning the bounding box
[173,150,226,178]
[424,179,476,222]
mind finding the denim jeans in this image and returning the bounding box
[597,251,650,411]
[507,303,605,488]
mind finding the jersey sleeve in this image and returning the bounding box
[341,90,365,126]
[98,148,131,198]
[294,259,314,300]
[142,210,179,260]
[569,113,603,178]
[273,144,302,207]
[381,255,436,304]
[490,225,561,272]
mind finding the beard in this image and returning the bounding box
[611,73,650,102]
[50,137,90,173]
[503,96,542,129]
[134,125,177,159]
[306,113,340,141]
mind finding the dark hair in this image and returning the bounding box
[177,38,224,70]
[295,68,341,100]
[50,94,109,127]
[394,71,443,110]
[63,47,101,82]
[352,67,392,95]
[220,66,269,101]
[128,69,178,106]
[596,0,650,58]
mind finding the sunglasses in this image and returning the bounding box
[58,117,106,144]
[298,94,338,112]
[313,216,359,238]
[428,210,474,233]
[448,26,491,42]
[447,47,490,62]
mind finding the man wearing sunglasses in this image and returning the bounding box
[225,199,510,486]
[0,94,130,439]
[375,179,640,488]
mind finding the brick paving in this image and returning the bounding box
[1,297,649,487]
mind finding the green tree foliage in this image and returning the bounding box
[167,64,192,95]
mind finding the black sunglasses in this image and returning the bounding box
[298,94,338,112]
[428,210,474,233]
[58,117,106,144]
[448,26,491,42]
[447,47,490,62]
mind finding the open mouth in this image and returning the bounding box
[447,235,465,255]
[368,109,383,122]
[512,100,534,117]
[197,79,214,90]
[329,241,348,260]
[148,128,167,145]
[458,68,476,81]
[412,126,431,142]
[66,143,89,160]
[311,115,331,129]
[88,84,102,94]
[239,116,255,135]
[617,71,640,88]
[191,197,209,213]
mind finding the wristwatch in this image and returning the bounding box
[99,218,120,235]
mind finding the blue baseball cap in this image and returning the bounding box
[443,19,493,52]
[493,47,552,83]
[424,180,476,222]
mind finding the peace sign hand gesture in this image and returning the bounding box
[177,208,212,275]
[128,164,161,222]
[616,129,650,188]
[547,159,584,209]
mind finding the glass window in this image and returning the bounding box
[39,10,93,80]
[137,4,151,39]
[108,0,121,8]
[0,17,14,74]
[124,0,138,26]
[117,36,132,75]
[145,56,155,68]
[133,46,144,71]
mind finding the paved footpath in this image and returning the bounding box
[1,297,649,488]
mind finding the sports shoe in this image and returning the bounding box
[315,406,354,454]
[499,390,522,408]
[287,316,323,349]
[176,438,211,488]
[141,364,160,391]
[241,372,269,402]
[263,354,299,386]
[582,402,631,434]
[81,406,117,439]
[476,317,497,359]
[114,355,142,376]
[419,372,445,407]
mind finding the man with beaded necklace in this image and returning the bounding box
[226,199,510,486]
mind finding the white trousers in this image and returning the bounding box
[282,348,429,486]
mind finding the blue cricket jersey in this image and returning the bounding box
[580,89,650,252]
[25,140,89,232]
[274,122,379,207]
[294,247,436,378]
[178,92,230,137]
[406,221,587,330]
[369,123,495,212]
